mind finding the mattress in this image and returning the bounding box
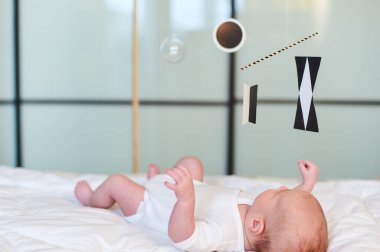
[0,166,379,251]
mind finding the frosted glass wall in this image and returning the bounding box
[0,0,14,100]
[2,0,380,178]
[19,0,230,174]
[137,0,230,174]
[21,0,133,100]
[139,106,227,175]
[236,0,380,100]
[22,106,133,173]
[0,0,15,166]
[138,0,230,101]
[235,105,380,179]
[0,107,15,166]
[235,0,380,178]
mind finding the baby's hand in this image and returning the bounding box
[298,160,319,182]
[296,160,319,193]
[164,165,195,203]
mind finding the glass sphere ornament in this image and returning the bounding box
[160,34,185,63]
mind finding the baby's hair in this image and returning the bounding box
[254,192,328,252]
[301,196,329,252]
[298,199,329,252]
[253,233,271,252]
[298,232,328,252]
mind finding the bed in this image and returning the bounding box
[0,166,379,251]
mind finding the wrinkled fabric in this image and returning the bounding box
[0,166,379,252]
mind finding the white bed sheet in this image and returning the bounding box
[0,166,379,252]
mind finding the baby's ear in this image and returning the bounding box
[249,215,265,235]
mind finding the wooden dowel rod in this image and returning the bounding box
[132,0,139,173]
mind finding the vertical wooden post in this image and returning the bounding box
[132,0,139,173]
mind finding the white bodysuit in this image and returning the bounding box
[125,174,254,252]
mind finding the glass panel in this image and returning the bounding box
[235,104,380,179]
[22,105,133,174]
[0,0,14,100]
[139,0,230,101]
[236,0,380,100]
[140,106,227,175]
[0,106,15,166]
[21,0,133,99]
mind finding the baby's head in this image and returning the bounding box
[244,187,328,252]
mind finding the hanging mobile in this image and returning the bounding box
[213,18,246,53]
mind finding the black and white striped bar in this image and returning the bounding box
[242,84,258,125]
[240,32,319,71]
[294,56,321,132]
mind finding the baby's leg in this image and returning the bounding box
[75,174,144,216]
[174,156,204,181]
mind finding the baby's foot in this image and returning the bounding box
[147,164,160,179]
[75,180,93,206]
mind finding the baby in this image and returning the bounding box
[75,156,328,252]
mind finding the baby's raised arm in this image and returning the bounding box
[294,160,319,193]
[164,166,196,243]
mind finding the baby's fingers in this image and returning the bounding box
[177,165,191,177]
[164,181,177,191]
[304,160,315,169]
[298,160,306,170]
[164,168,182,183]
[165,166,189,182]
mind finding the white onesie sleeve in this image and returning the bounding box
[173,181,246,251]
[173,220,223,252]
